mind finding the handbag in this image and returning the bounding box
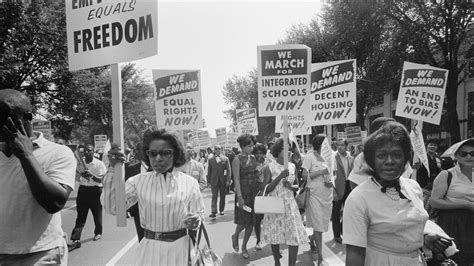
[294,174,309,210]
[254,184,285,214]
[189,224,222,266]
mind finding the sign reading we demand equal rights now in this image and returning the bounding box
[310,59,357,126]
[66,0,158,71]
[153,70,204,130]
[395,62,448,125]
[257,45,311,117]
[236,108,259,135]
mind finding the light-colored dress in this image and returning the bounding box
[343,177,428,266]
[102,169,205,265]
[302,152,333,232]
[262,161,308,246]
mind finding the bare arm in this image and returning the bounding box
[232,157,244,206]
[345,245,365,266]
[263,166,287,194]
[430,171,472,210]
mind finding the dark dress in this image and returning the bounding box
[234,154,259,226]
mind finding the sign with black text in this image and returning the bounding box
[236,108,258,135]
[275,115,311,135]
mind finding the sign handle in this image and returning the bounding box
[111,63,127,227]
[283,115,289,169]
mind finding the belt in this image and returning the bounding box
[143,228,188,242]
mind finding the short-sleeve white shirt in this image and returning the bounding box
[78,157,107,187]
[0,132,76,254]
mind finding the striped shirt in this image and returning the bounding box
[102,168,205,232]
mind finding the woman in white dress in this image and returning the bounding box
[343,121,452,266]
[302,134,333,265]
[261,138,308,266]
[102,126,205,265]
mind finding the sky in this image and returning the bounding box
[134,0,324,137]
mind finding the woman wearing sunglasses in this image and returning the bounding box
[431,139,474,265]
[102,126,205,265]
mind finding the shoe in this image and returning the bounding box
[255,242,262,251]
[242,249,249,259]
[67,240,81,251]
[219,212,224,216]
[209,213,216,219]
[93,234,102,241]
[334,237,342,244]
[231,234,239,252]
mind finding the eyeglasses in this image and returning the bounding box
[147,149,174,158]
[458,151,474,157]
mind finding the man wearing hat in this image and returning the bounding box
[207,145,231,219]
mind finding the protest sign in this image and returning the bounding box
[257,44,311,117]
[395,62,448,125]
[337,131,347,140]
[65,0,158,71]
[187,131,199,148]
[275,114,311,135]
[196,130,211,149]
[236,108,259,135]
[226,132,239,147]
[345,126,362,146]
[94,135,108,153]
[32,120,52,140]
[215,127,228,146]
[410,124,429,176]
[153,70,203,130]
[310,59,357,126]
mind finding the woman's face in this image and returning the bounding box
[373,142,405,181]
[455,145,474,167]
[242,142,255,155]
[254,150,266,162]
[147,139,174,173]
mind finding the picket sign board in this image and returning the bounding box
[32,120,52,140]
[257,44,312,117]
[345,126,362,146]
[309,59,357,126]
[65,0,158,71]
[215,127,227,146]
[94,135,108,153]
[275,114,311,135]
[395,62,448,125]
[410,123,429,177]
[226,132,239,147]
[337,131,347,140]
[236,108,259,135]
[153,70,203,130]
[187,131,199,148]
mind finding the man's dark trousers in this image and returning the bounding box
[211,179,227,214]
[71,185,102,240]
[331,181,351,239]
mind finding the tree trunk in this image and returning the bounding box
[446,70,461,143]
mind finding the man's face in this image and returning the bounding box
[214,147,221,156]
[186,146,194,159]
[337,141,347,154]
[84,145,94,160]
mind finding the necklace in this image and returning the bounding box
[384,187,401,201]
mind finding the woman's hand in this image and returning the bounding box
[183,213,201,230]
[424,233,453,254]
[237,196,245,208]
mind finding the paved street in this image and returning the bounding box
[62,186,346,265]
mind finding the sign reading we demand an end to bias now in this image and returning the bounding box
[236,108,259,135]
[396,62,448,125]
[153,70,204,130]
[258,45,311,117]
[310,59,357,126]
[66,0,158,71]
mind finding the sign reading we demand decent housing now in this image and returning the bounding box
[258,45,312,117]
[395,62,448,125]
[310,59,357,126]
[66,0,158,71]
[153,70,204,130]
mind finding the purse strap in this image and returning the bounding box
[196,223,212,248]
[262,184,270,196]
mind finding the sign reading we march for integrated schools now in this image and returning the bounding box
[236,109,258,135]
[395,62,448,125]
[66,0,158,71]
[153,70,203,130]
[258,45,311,117]
[310,59,357,126]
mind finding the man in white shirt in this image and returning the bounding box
[0,89,76,265]
[68,144,107,250]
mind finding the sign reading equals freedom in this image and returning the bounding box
[257,44,311,117]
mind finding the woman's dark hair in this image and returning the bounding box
[271,138,284,158]
[364,121,412,174]
[252,143,267,155]
[236,134,256,148]
[142,126,186,168]
[311,134,326,152]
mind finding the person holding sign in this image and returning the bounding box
[343,122,452,266]
[302,134,333,264]
[261,138,308,266]
[101,127,204,265]
[231,134,259,259]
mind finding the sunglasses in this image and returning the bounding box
[147,149,174,158]
[458,151,474,157]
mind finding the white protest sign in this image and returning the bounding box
[236,108,259,135]
[153,70,203,130]
[215,127,227,146]
[345,126,362,146]
[94,135,108,152]
[275,114,311,135]
[66,0,158,71]
[321,137,334,181]
[410,125,429,177]
[337,131,347,140]
[187,131,199,148]
[395,62,448,125]
[197,130,211,149]
[226,132,239,147]
[32,120,52,140]
[257,44,311,117]
[310,59,357,126]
